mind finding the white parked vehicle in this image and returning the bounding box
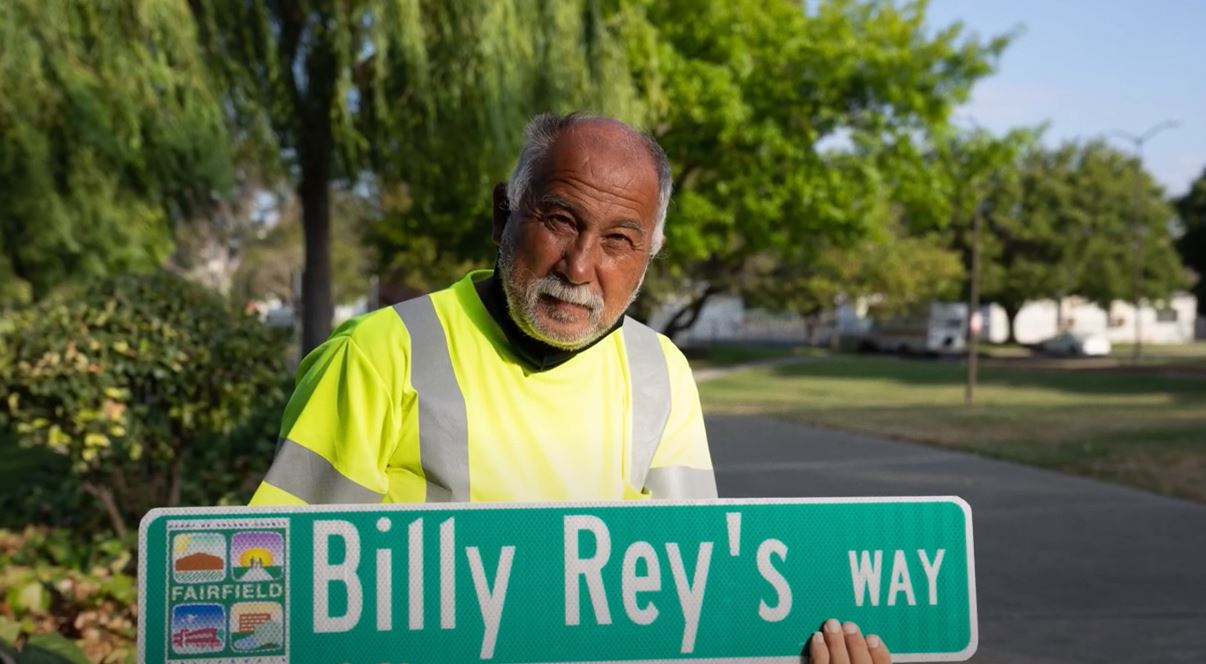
[1033,331,1112,357]
[860,302,968,355]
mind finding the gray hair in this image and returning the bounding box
[505,112,673,254]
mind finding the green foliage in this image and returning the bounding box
[0,271,288,537]
[744,226,964,322]
[984,141,1187,316]
[190,0,642,349]
[1175,167,1206,314]
[0,0,232,305]
[626,0,1010,336]
[0,528,135,664]
[913,125,1036,338]
[0,430,86,533]
[364,0,649,293]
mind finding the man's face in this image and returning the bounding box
[495,122,660,350]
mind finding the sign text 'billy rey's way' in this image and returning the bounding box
[309,513,950,658]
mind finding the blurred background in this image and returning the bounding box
[0,0,1203,662]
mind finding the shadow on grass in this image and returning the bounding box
[768,354,1206,402]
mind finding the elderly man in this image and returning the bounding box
[249,112,889,663]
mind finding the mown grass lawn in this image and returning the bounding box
[681,343,819,370]
[697,353,1206,502]
[1111,341,1206,367]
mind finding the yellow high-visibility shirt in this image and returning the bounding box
[249,270,714,506]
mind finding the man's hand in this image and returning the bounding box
[806,618,891,664]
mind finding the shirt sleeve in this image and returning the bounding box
[248,333,398,505]
[644,337,718,499]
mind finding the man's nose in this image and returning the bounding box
[555,233,598,286]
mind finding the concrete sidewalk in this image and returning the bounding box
[707,414,1206,663]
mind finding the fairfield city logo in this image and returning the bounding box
[166,520,289,663]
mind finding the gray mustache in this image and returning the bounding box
[533,277,603,311]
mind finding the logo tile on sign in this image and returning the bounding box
[172,532,226,584]
[230,530,284,583]
[230,602,285,652]
[170,603,225,655]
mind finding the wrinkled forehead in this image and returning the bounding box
[531,121,660,223]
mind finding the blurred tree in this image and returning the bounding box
[626,0,1010,339]
[1012,142,1184,314]
[188,0,642,351]
[975,143,1066,340]
[913,126,1033,405]
[0,0,231,305]
[963,141,1188,340]
[1175,167,1206,314]
[232,187,376,309]
[929,127,1035,343]
[367,2,647,297]
[745,226,964,344]
[231,194,305,307]
[165,169,282,297]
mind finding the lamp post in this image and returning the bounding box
[1110,120,1179,363]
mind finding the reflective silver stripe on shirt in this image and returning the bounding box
[264,438,384,503]
[394,296,470,502]
[645,466,719,499]
[622,316,672,490]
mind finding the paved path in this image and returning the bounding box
[707,414,1206,663]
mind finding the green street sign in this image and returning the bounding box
[138,497,976,663]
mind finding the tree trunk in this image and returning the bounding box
[295,18,338,354]
[299,172,333,353]
[168,453,186,507]
[662,286,719,342]
[1002,302,1021,345]
[83,482,128,539]
[801,312,822,346]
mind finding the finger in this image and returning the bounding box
[842,621,873,664]
[822,618,850,664]
[866,634,892,664]
[807,631,829,664]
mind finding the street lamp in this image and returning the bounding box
[1110,120,1180,363]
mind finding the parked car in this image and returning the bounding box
[1032,331,1112,357]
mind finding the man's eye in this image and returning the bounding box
[605,234,635,248]
[544,214,575,229]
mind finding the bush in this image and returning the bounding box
[0,427,89,533]
[0,271,289,538]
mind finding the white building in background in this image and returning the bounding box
[646,296,748,344]
[647,292,1200,346]
[982,294,1198,345]
[647,295,864,345]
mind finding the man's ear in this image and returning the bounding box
[492,182,509,245]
